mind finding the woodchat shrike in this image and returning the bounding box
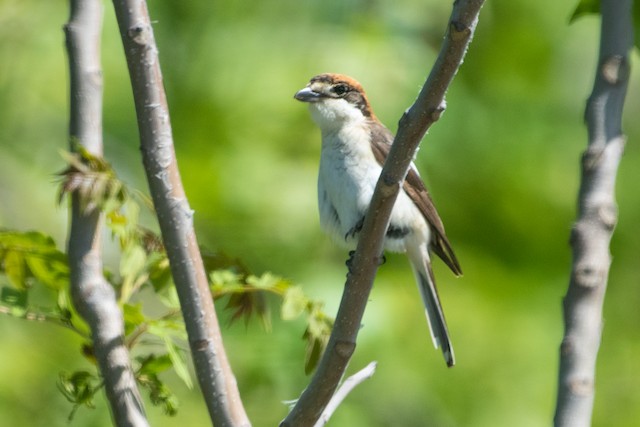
[294,73,462,367]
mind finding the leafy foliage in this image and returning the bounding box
[57,370,101,421]
[137,354,180,416]
[0,230,83,334]
[0,150,333,419]
[211,270,334,374]
[58,144,127,215]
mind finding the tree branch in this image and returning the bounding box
[313,361,377,427]
[64,1,149,426]
[109,1,250,426]
[281,1,485,425]
[554,1,632,426]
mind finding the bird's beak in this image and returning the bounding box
[294,86,321,103]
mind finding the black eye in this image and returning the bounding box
[333,84,348,96]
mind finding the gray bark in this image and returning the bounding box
[109,1,250,426]
[65,1,149,426]
[554,1,633,426]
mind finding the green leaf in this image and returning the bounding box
[3,250,26,288]
[210,269,243,288]
[145,322,191,388]
[281,286,307,320]
[120,245,147,281]
[137,353,174,375]
[154,283,181,309]
[1,286,28,314]
[25,252,68,290]
[119,244,147,303]
[569,0,599,23]
[148,253,173,294]
[137,368,179,416]
[302,304,333,374]
[163,337,193,389]
[57,370,100,420]
[123,303,146,336]
[107,198,140,247]
[148,319,188,337]
[0,230,69,290]
[246,272,281,289]
[304,334,324,375]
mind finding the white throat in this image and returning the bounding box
[308,98,367,134]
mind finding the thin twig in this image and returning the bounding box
[554,1,632,426]
[0,304,89,338]
[281,1,485,425]
[65,1,149,426]
[109,1,250,426]
[313,361,377,427]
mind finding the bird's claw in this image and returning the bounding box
[345,250,356,268]
[345,251,386,270]
[344,217,365,241]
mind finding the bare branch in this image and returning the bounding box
[281,1,485,425]
[65,1,149,426]
[313,361,377,427]
[109,1,250,426]
[554,1,633,426]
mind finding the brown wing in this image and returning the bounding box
[369,121,462,276]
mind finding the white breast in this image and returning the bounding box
[311,100,429,252]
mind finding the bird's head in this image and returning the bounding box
[294,73,376,131]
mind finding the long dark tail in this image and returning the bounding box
[408,246,455,367]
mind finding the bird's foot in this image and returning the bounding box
[344,217,365,241]
[345,251,386,270]
[345,250,356,268]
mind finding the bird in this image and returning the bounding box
[294,73,462,367]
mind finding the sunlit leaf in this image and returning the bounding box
[120,245,147,283]
[209,269,243,288]
[3,250,26,288]
[25,253,68,290]
[246,272,280,289]
[0,231,69,291]
[281,286,307,320]
[123,303,146,336]
[137,353,174,375]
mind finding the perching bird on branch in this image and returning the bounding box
[294,73,462,367]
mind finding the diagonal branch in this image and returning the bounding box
[109,1,250,426]
[281,1,485,425]
[313,361,377,427]
[554,1,633,426]
[64,1,149,426]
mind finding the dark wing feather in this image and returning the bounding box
[368,121,462,276]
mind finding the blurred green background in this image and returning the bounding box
[1,0,639,426]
